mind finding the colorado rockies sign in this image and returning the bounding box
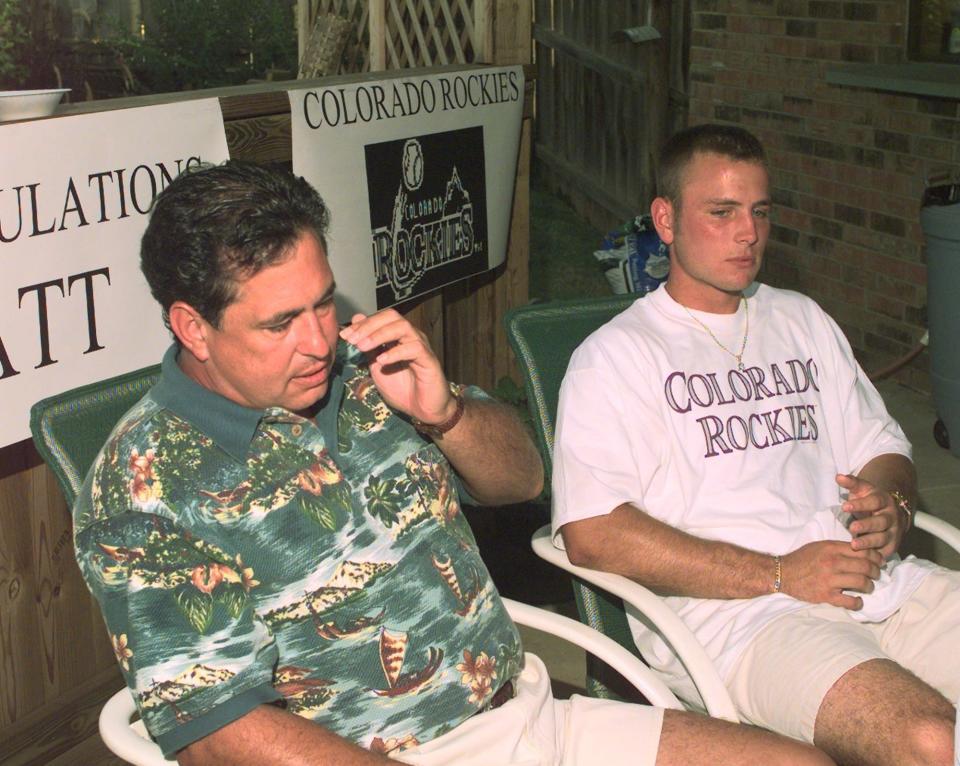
[289,65,524,314]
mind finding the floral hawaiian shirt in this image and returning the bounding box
[73,343,523,758]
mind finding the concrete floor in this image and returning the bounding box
[518,379,960,696]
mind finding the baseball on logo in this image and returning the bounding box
[401,139,424,191]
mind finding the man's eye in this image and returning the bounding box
[753,208,770,219]
[711,209,731,217]
[267,321,291,333]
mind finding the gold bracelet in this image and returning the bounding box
[889,490,914,529]
[773,555,782,594]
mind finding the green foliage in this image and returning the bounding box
[0,0,29,87]
[176,586,214,632]
[219,587,248,619]
[0,0,300,95]
[300,495,340,531]
[120,0,298,93]
[364,475,406,528]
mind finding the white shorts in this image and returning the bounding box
[396,653,665,766]
[726,568,960,742]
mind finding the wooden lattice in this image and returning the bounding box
[299,13,355,77]
[301,0,490,73]
[306,0,372,73]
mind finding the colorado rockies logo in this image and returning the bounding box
[366,127,487,308]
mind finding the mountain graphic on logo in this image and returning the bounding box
[441,166,470,216]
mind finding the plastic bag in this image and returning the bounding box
[593,215,669,295]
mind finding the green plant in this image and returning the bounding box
[119,0,298,93]
[0,0,29,87]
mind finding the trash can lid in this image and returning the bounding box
[921,200,960,239]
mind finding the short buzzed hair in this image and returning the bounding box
[657,124,767,210]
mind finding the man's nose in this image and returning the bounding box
[298,312,330,356]
[736,211,759,244]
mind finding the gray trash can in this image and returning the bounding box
[920,189,960,457]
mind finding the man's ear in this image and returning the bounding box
[650,196,675,246]
[169,301,211,362]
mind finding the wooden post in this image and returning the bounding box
[474,0,494,62]
[128,0,142,35]
[442,0,532,389]
[297,0,313,64]
[493,0,532,64]
[369,0,387,71]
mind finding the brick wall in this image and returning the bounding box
[687,0,960,392]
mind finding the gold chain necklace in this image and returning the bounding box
[681,296,749,371]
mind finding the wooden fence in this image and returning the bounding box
[533,0,687,231]
[0,2,532,762]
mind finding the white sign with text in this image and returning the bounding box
[0,99,229,447]
[289,65,525,316]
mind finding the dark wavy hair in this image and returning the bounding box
[657,123,767,211]
[141,160,331,331]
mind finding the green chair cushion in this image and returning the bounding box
[29,365,161,507]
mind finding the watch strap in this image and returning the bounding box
[411,385,465,438]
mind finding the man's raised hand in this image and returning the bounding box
[339,309,455,426]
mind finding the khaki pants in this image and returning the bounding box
[397,653,665,766]
[727,568,960,742]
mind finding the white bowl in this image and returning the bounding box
[0,88,70,122]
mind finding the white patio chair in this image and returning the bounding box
[531,512,960,724]
[503,295,960,723]
[98,597,683,765]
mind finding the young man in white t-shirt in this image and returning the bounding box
[553,123,959,766]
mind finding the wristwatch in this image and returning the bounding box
[411,385,465,439]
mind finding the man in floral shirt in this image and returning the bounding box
[73,161,831,765]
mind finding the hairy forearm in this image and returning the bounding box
[435,398,544,506]
[177,704,390,766]
[561,503,777,599]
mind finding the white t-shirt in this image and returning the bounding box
[552,283,936,705]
